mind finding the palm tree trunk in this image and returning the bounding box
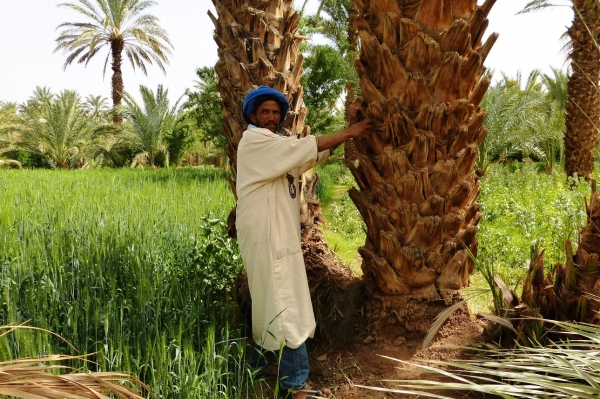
[210,0,362,345]
[564,0,600,180]
[344,0,359,164]
[111,39,125,124]
[351,0,497,334]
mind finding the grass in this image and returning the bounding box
[316,162,366,273]
[0,168,252,399]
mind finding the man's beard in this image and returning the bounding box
[258,121,278,133]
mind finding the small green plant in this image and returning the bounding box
[187,217,242,300]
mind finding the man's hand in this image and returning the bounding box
[345,118,373,139]
[316,114,373,152]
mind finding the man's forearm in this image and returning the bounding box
[316,130,352,152]
[316,118,373,152]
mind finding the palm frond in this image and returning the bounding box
[360,320,600,399]
[0,354,147,399]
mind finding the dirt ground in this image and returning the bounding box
[253,310,485,398]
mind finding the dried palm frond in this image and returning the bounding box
[0,324,146,399]
[0,354,147,399]
[359,320,600,399]
[0,159,22,169]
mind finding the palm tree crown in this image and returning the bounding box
[123,84,182,168]
[17,89,100,169]
[54,0,173,122]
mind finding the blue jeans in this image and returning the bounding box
[249,343,309,390]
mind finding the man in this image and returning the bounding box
[236,86,372,399]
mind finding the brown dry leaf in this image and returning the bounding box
[0,354,147,399]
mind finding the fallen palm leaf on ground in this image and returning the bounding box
[0,354,148,399]
[358,320,600,398]
[0,353,149,399]
[0,324,147,399]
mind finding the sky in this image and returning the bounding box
[0,1,573,105]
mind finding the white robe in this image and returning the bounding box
[236,126,330,350]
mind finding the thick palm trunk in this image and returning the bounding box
[564,0,600,180]
[351,0,497,333]
[111,39,124,124]
[209,0,361,343]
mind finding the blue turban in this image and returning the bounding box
[242,86,289,126]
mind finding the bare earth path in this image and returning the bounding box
[253,310,484,398]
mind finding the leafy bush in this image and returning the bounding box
[186,217,242,300]
[328,193,365,238]
[477,162,589,282]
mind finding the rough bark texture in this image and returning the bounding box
[111,39,124,124]
[351,0,497,334]
[565,0,600,180]
[344,0,359,164]
[210,0,362,345]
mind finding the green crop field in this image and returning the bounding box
[0,164,593,398]
[0,168,252,399]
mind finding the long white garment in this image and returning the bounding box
[236,126,330,350]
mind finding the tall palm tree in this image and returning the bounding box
[349,0,498,331]
[522,0,600,179]
[54,0,173,123]
[122,84,182,168]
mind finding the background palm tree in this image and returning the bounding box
[0,101,20,156]
[54,0,173,123]
[15,89,105,169]
[83,94,111,123]
[477,70,565,172]
[122,84,182,168]
[522,0,600,180]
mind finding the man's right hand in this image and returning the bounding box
[316,116,374,152]
[346,118,373,139]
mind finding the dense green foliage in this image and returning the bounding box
[477,162,589,283]
[0,84,221,169]
[184,67,226,150]
[0,168,251,398]
[299,0,356,135]
[11,88,115,169]
[316,161,590,280]
[478,70,566,172]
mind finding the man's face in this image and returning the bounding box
[249,100,281,133]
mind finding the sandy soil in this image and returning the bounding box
[253,310,485,398]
